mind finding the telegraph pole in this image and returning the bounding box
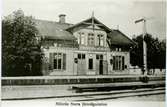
[135,18,147,75]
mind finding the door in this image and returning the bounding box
[99,60,103,75]
[77,53,86,75]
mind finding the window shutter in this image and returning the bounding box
[63,54,66,70]
[113,56,115,70]
[49,53,54,70]
[122,56,125,70]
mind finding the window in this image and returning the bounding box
[78,54,81,59]
[119,48,122,51]
[96,55,99,59]
[81,33,85,45]
[113,56,125,70]
[97,34,104,46]
[78,53,85,59]
[53,53,66,70]
[89,58,93,70]
[78,32,85,45]
[115,47,122,51]
[96,54,103,60]
[82,54,85,59]
[88,33,94,46]
[77,36,80,44]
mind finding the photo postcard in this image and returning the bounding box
[1,0,166,107]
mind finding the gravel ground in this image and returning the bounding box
[2,81,164,100]
[105,94,165,101]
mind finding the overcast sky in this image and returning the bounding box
[2,0,166,40]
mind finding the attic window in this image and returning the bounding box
[78,32,85,45]
[81,33,85,45]
[97,34,104,46]
[88,33,95,46]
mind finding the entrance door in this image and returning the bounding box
[96,54,104,75]
[99,60,103,75]
[77,53,86,75]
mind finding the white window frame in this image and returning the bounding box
[88,33,95,46]
[113,56,125,70]
[53,53,66,70]
[81,33,85,45]
[78,32,85,45]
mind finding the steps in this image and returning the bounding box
[72,81,165,93]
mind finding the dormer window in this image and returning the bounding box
[78,32,85,45]
[119,48,122,51]
[81,33,85,45]
[88,33,94,46]
[97,34,104,46]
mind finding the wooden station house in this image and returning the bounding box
[35,14,135,76]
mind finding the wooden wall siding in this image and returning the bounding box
[96,60,100,75]
[79,46,110,51]
[110,45,131,52]
[42,39,78,48]
[73,28,109,48]
[49,53,54,70]
[70,24,90,33]
[41,57,50,75]
[41,48,75,75]
[103,60,108,75]
[41,46,131,75]
[40,28,132,76]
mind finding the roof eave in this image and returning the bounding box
[65,17,112,33]
[112,30,136,45]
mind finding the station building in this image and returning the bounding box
[35,14,135,76]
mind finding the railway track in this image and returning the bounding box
[75,87,165,101]
[5,87,163,101]
[2,80,165,101]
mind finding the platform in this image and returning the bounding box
[1,74,165,85]
[2,75,165,85]
[2,81,165,100]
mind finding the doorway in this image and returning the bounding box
[99,60,103,75]
[77,53,86,75]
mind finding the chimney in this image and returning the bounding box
[59,14,66,23]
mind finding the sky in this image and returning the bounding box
[2,0,166,40]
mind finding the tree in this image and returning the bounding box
[130,34,166,70]
[130,35,143,68]
[2,10,43,76]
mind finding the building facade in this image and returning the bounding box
[35,14,135,76]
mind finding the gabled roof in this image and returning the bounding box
[34,18,135,47]
[108,30,136,46]
[35,19,76,40]
[66,17,112,33]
